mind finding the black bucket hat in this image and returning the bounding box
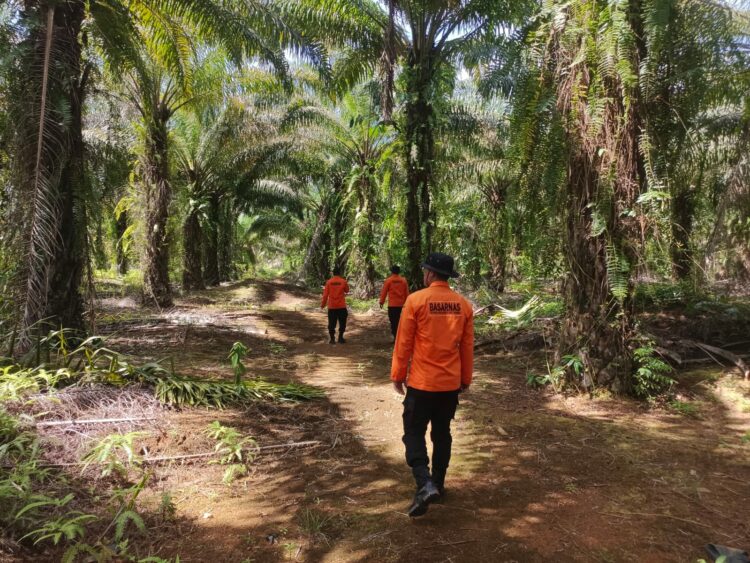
[390,265,401,274]
[421,252,459,278]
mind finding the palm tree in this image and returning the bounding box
[283,90,396,296]
[116,13,314,307]
[640,0,739,280]
[173,87,306,289]
[7,0,327,343]
[429,87,521,291]
[9,1,90,346]
[287,0,530,285]
[507,0,739,391]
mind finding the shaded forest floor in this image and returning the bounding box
[23,279,750,562]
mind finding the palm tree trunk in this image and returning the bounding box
[331,190,349,273]
[559,151,631,391]
[203,193,220,286]
[115,208,129,275]
[403,67,434,288]
[353,178,377,298]
[218,201,233,282]
[670,184,695,280]
[182,208,204,290]
[557,1,646,392]
[485,183,510,292]
[487,226,508,293]
[142,107,173,307]
[302,197,330,283]
[20,0,86,349]
[46,1,87,333]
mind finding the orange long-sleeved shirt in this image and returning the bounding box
[321,276,349,309]
[391,281,474,392]
[379,274,410,307]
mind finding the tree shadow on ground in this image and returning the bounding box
[80,284,750,562]
[260,307,750,561]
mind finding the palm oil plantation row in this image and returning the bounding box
[1,0,750,561]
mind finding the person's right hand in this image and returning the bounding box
[379,303,384,309]
[392,381,405,395]
[460,383,470,393]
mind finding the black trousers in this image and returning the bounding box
[327,308,348,336]
[402,387,459,489]
[387,306,403,337]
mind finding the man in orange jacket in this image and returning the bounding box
[391,252,473,517]
[379,265,409,339]
[321,267,350,344]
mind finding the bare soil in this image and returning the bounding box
[15,279,750,562]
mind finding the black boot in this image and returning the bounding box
[329,331,336,345]
[338,332,346,344]
[432,469,446,497]
[407,480,440,517]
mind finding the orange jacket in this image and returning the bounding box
[391,281,474,392]
[379,274,410,307]
[321,276,349,309]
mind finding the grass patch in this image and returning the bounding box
[347,298,375,313]
[633,281,707,310]
[94,269,144,298]
[297,508,333,543]
[668,399,699,417]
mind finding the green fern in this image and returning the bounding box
[114,509,146,543]
[633,345,675,398]
[19,511,96,546]
[605,242,629,303]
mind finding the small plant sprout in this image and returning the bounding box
[633,344,675,398]
[269,343,287,356]
[159,491,177,523]
[204,421,258,484]
[297,508,332,544]
[20,511,97,546]
[526,354,582,392]
[82,431,148,478]
[228,342,250,385]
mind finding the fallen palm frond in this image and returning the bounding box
[0,332,324,410]
[1,361,323,409]
[152,375,323,408]
[488,295,541,330]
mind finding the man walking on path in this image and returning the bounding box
[379,265,409,339]
[321,267,350,344]
[391,252,474,517]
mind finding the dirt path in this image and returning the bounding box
[99,279,750,562]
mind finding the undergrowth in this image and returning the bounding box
[0,332,322,560]
[475,294,563,339]
[0,328,322,408]
[633,344,675,398]
[205,421,258,484]
[0,407,176,561]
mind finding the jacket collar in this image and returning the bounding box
[429,281,450,288]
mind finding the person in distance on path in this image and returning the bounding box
[379,265,409,340]
[390,252,474,517]
[321,267,350,344]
